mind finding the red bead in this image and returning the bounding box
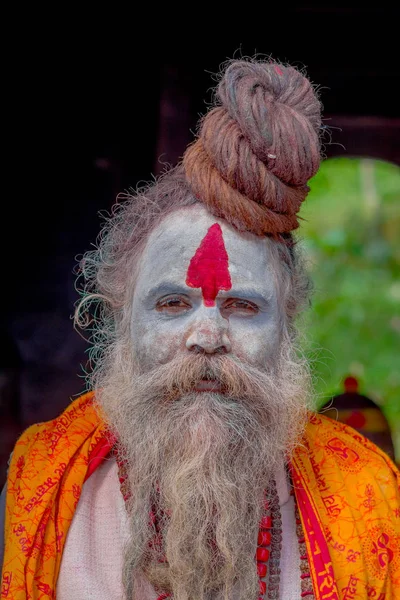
[257,547,270,562]
[257,562,267,577]
[259,580,266,595]
[258,530,271,546]
[260,515,272,529]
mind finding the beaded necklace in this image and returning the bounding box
[116,454,314,599]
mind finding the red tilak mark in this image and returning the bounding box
[186,223,232,307]
[275,66,283,76]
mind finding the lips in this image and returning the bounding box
[195,379,222,393]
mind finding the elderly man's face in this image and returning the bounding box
[131,205,282,373]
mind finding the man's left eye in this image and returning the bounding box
[223,299,259,313]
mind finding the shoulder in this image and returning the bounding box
[6,391,101,478]
[15,391,98,445]
[303,412,400,483]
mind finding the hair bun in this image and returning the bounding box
[183,59,322,235]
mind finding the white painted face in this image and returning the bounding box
[131,204,282,371]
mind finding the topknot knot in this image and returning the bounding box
[183,59,322,236]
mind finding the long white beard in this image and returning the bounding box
[94,339,312,600]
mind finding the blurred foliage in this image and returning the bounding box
[297,157,400,460]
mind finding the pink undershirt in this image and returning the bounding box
[57,456,301,600]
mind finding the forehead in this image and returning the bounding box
[136,205,276,292]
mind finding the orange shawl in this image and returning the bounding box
[2,393,400,599]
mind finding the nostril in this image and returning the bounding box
[215,346,227,355]
[191,344,205,355]
[186,327,231,354]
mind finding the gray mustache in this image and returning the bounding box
[139,354,265,401]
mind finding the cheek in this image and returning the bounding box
[229,319,281,366]
[132,319,185,367]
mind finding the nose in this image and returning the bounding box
[186,308,232,355]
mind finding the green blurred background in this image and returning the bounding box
[297,157,400,461]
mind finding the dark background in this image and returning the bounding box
[1,6,399,483]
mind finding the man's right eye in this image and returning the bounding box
[156,296,191,313]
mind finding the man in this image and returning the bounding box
[1,58,399,600]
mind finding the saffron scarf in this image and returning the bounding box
[2,394,400,599]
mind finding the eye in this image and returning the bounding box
[156,295,191,314]
[222,299,259,315]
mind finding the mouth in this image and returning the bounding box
[194,379,223,393]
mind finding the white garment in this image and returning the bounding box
[57,457,300,599]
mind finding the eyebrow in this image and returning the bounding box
[145,282,192,302]
[145,281,273,304]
